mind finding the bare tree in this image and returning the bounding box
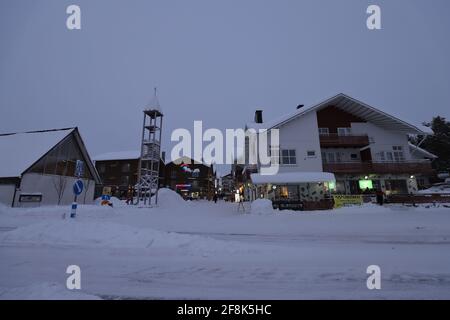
[52,175,67,205]
[83,179,91,204]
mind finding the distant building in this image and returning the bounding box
[0,127,100,207]
[93,151,165,199]
[221,173,235,198]
[163,157,216,200]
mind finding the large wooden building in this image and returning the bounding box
[93,152,216,200]
[93,151,165,199]
[162,156,216,200]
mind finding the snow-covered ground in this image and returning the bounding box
[1,190,450,300]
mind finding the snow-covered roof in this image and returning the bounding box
[408,142,438,159]
[0,128,74,178]
[93,150,141,161]
[144,91,163,114]
[246,93,432,135]
[171,156,205,166]
[251,172,335,185]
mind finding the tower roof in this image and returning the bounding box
[144,88,163,114]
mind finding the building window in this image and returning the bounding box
[99,164,106,173]
[192,169,200,178]
[323,152,343,163]
[379,149,404,162]
[350,153,358,160]
[122,163,131,173]
[318,128,329,135]
[337,127,352,136]
[269,146,280,165]
[386,152,394,161]
[392,146,405,161]
[306,150,316,157]
[120,176,130,186]
[281,149,296,165]
[327,152,335,163]
[30,135,92,179]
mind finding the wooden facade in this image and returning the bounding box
[162,158,216,200]
[95,158,165,199]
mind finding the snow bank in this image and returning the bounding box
[0,202,8,214]
[0,283,101,300]
[154,188,186,208]
[250,199,276,215]
[94,196,125,207]
[0,220,254,255]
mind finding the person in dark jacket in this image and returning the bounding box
[126,186,134,205]
[376,189,384,206]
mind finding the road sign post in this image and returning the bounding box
[70,161,85,219]
[70,180,84,218]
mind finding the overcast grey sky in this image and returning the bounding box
[1,0,450,174]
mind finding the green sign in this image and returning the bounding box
[359,179,373,190]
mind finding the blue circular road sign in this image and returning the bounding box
[73,180,84,196]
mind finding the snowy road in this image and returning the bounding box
[1,193,450,299]
[176,230,450,246]
[2,237,450,299]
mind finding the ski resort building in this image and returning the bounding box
[163,157,216,200]
[0,128,101,207]
[244,93,437,208]
[93,153,216,200]
[92,151,165,199]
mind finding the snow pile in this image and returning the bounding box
[0,202,8,214]
[154,188,186,208]
[250,199,276,215]
[94,196,125,207]
[0,220,254,255]
[0,283,100,300]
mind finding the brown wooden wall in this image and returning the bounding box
[316,105,366,133]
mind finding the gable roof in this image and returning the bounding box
[170,156,206,166]
[0,127,101,183]
[0,128,74,178]
[247,93,432,135]
[408,142,438,159]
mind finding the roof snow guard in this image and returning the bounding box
[247,93,432,135]
[251,172,336,185]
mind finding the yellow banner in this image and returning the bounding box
[333,195,363,208]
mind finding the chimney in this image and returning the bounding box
[254,110,263,124]
[161,151,166,162]
[297,104,304,110]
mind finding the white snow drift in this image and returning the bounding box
[250,198,276,215]
[0,219,254,255]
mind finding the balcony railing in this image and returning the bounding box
[319,133,370,147]
[323,160,434,174]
